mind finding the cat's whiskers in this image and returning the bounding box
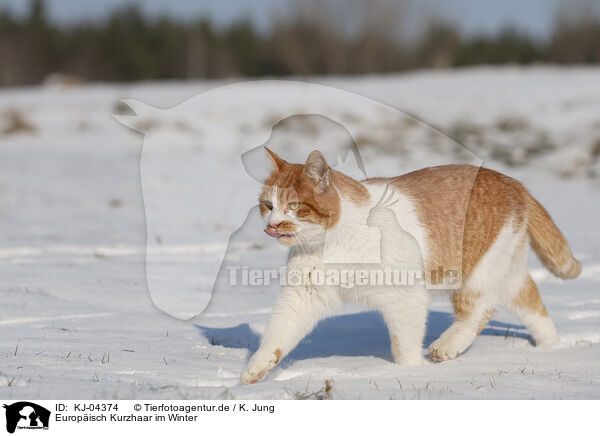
[292,233,308,256]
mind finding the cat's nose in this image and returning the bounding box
[269,208,286,228]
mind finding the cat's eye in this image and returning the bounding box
[261,201,273,210]
[288,202,300,211]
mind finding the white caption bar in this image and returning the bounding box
[0,400,595,436]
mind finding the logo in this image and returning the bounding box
[3,402,50,434]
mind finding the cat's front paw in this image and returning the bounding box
[428,334,471,362]
[241,366,266,385]
[240,349,282,385]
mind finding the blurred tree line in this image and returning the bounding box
[0,0,599,86]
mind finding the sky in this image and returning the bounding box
[0,0,596,38]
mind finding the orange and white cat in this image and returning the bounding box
[241,148,581,384]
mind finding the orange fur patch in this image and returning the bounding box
[368,164,578,329]
[527,195,581,279]
[368,164,579,285]
[508,275,549,317]
[330,170,370,206]
[367,165,530,284]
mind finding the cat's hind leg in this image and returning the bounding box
[430,220,530,361]
[505,275,558,346]
[429,287,498,361]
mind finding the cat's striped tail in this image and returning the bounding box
[527,194,581,279]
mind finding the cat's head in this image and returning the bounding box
[259,148,341,246]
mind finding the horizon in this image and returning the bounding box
[0,0,597,39]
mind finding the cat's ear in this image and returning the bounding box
[264,147,287,172]
[303,150,329,189]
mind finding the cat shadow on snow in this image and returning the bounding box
[194,311,532,367]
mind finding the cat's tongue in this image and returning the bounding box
[264,228,281,237]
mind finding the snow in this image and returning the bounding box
[0,66,599,399]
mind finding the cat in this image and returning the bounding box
[241,148,581,384]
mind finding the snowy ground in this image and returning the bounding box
[0,66,599,399]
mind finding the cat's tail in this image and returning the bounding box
[526,194,581,279]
